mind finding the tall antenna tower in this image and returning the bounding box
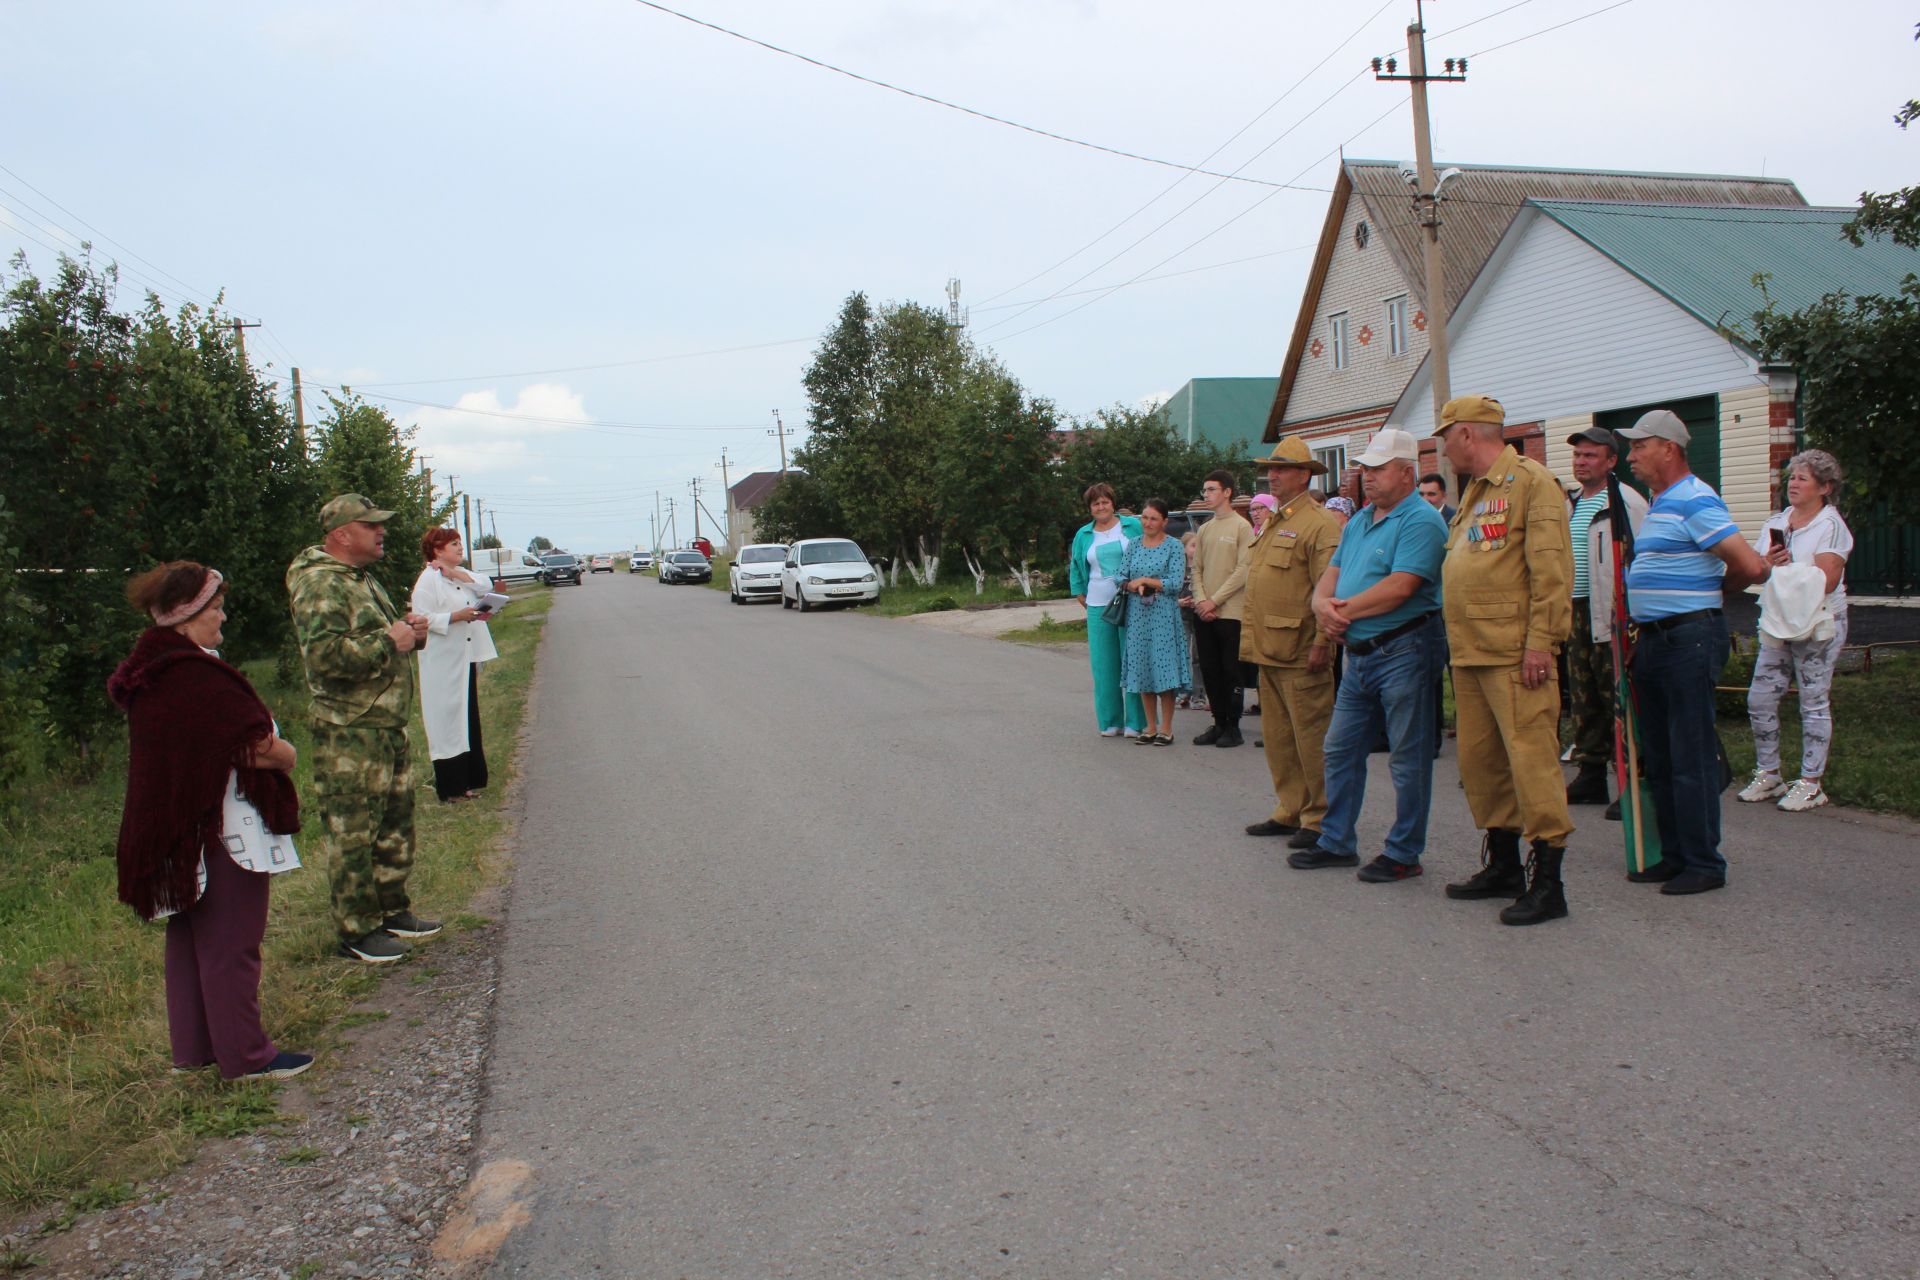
[945,278,969,331]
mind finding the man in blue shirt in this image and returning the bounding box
[1293,429,1449,882]
[1619,409,1770,895]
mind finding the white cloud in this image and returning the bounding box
[406,383,591,476]
[1137,389,1173,412]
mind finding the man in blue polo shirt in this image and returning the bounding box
[1293,428,1449,882]
[1620,409,1771,895]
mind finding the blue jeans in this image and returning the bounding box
[1319,616,1441,864]
[1631,613,1730,877]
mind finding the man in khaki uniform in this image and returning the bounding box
[1189,468,1256,747]
[1436,395,1577,927]
[1239,438,1342,849]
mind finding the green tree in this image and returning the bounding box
[748,467,843,546]
[311,392,447,605]
[475,532,502,550]
[1846,23,1920,250]
[1055,403,1239,545]
[0,253,147,762]
[528,535,553,553]
[938,363,1066,594]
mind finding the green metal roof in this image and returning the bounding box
[1530,200,1920,349]
[1161,377,1278,453]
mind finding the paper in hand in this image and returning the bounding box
[478,592,510,613]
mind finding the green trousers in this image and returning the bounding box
[1087,608,1146,734]
[311,721,416,940]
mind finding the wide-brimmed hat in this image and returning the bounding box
[1246,435,1327,474]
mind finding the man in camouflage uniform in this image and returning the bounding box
[288,494,438,963]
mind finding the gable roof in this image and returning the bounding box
[1528,200,1920,350]
[1265,159,1807,438]
[729,470,786,510]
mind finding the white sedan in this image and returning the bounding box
[780,538,879,611]
[729,543,788,604]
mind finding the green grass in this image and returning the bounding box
[999,613,1089,645]
[0,589,552,1209]
[1716,645,1920,818]
[700,554,733,593]
[870,576,1070,618]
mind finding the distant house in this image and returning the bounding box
[727,470,787,548]
[1159,377,1278,456]
[1261,159,1806,484]
[1386,200,1920,568]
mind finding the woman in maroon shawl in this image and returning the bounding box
[109,561,313,1080]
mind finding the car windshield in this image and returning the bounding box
[739,547,785,564]
[798,542,865,565]
[543,556,576,566]
[671,553,706,564]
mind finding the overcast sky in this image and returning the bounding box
[6,0,1915,553]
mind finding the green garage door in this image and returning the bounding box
[1595,395,1719,492]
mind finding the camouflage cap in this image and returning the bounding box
[320,493,396,532]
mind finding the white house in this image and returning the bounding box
[1386,200,1920,542]
[1262,160,1806,484]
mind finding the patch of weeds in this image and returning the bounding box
[343,1113,371,1127]
[405,1017,424,1029]
[292,1261,324,1280]
[181,1088,289,1139]
[451,913,491,930]
[336,1010,389,1031]
[0,1249,48,1273]
[278,1146,322,1166]
[38,1179,135,1234]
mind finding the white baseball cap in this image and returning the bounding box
[1353,428,1420,467]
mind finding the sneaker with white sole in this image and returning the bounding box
[1777,779,1829,812]
[1737,770,1787,803]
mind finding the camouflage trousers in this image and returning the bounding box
[1566,606,1614,768]
[310,721,416,941]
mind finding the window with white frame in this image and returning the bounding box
[1329,312,1350,370]
[1385,295,1409,356]
[1312,444,1348,490]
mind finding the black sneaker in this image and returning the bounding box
[1659,870,1726,896]
[1245,819,1298,837]
[339,930,411,964]
[240,1051,314,1081]
[1215,728,1245,748]
[1604,798,1622,822]
[383,912,443,939]
[1286,827,1323,849]
[1625,859,1684,884]
[1192,726,1223,746]
[1287,846,1360,870]
[1356,855,1423,883]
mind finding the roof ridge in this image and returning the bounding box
[1343,157,1798,184]
[1529,198,1851,213]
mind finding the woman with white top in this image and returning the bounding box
[1739,450,1853,812]
[411,528,500,802]
[1067,483,1147,738]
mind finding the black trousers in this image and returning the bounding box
[1193,616,1245,730]
[432,665,489,802]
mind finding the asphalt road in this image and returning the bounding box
[476,575,1920,1279]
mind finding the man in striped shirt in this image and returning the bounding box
[1619,410,1770,895]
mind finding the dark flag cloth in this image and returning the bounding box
[1606,472,1663,874]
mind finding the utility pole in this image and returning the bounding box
[666,497,678,549]
[474,497,486,547]
[442,471,457,518]
[769,410,789,473]
[1373,0,1466,476]
[689,478,703,545]
[714,447,734,551]
[462,493,473,557]
[223,318,260,365]
[291,367,306,453]
[489,510,499,546]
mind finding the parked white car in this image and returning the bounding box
[780,538,879,611]
[729,543,788,604]
[629,550,654,573]
[472,547,545,586]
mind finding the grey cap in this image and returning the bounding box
[1616,409,1690,446]
[1566,425,1623,451]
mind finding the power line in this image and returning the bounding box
[625,0,1329,192]
[976,0,1399,308]
[0,162,221,307]
[1463,0,1636,58]
[972,244,1318,313]
[351,335,819,389]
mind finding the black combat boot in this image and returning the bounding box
[1500,842,1569,926]
[1444,829,1525,900]
[1565,763,1609,805]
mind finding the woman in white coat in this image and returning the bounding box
[411,529,499,802]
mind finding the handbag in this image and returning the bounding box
[1102,590,1131,627]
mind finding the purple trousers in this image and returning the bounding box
[164,848,277,1078]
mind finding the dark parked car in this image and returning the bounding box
[539,553,583,586]
[658,550,712,585]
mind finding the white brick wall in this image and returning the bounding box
[1284,195,1428,426]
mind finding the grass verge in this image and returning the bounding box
[870,577,1071,618]
[999,613,1089,645]
[0,589,552,1211]
[1716,645,1920,818]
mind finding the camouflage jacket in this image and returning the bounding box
[286,546,414,728]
